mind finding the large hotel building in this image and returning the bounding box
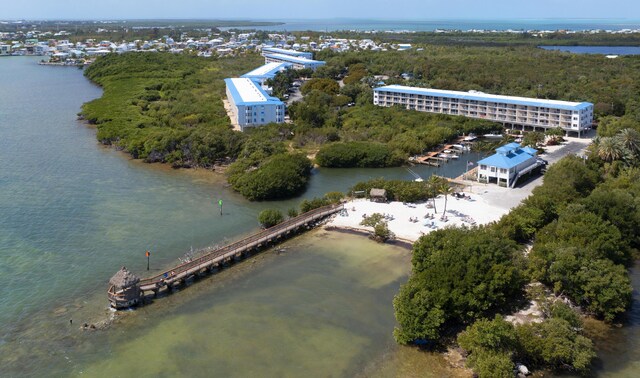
[224,78,285,131]
[373,85,594,136]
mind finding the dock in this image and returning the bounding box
[107,203,344,309]
[412,137,470,166]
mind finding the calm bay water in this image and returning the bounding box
[539,46,640,55]
[221,18,640,32]
[0,57,469,377]
[1,56,637,377]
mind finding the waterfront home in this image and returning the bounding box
[476,142,541,188]
[0,44,11,56]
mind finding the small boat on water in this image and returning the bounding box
[448,154,460,159]
[451,144,467,150]
[483,133,503,139]
[438,153,450,159]
[463,133,477,142]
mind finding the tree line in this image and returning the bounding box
[392,128,640,376]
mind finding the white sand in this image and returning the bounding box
[328,190,509,243]
[327,136,593,243]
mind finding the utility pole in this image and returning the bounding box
[146,250,150,271]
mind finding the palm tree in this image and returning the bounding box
[597,137,625,163]
[439,181,455,220]
[427,175,441,213]
[616,128,640,158]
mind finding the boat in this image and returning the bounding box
[451,144,466,150]
[448,154,460,159]
[463,133,477,142]
[406,168,424,182]
[438,153,450,159]
[483,133,503,139]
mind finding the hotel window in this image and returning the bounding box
[500,168,507,174]
[490,167,496,172]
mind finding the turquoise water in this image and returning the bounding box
[2,56,636,377]
[0,57,472,377]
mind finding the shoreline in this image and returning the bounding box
[324,225,414,249]
[326,137,592,244]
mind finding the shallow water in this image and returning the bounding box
[0,57,463,377]
[2,56,636,377]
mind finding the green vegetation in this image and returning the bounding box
[458,309,595,377]
[316,141,403,168]
[299,191,344,213]
[291,30,640,48]
[351,178,431,203]
[257,209,284,228]
[82,45,640,201]
[359,213,395,242]
[394,227,524,343]
[82,52,262,168]
[314,47,640,118]
[393,128,640,376]
[227,153,312,201]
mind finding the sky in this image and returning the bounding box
[2,0,639,20]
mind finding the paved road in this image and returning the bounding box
[473,137,592,210]
[543,141,590,165]
[286,87,303,106]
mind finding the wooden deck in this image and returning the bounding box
[413,137,469,166]
[136,203,344,294]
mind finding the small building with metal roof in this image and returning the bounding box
[476,142,542,188]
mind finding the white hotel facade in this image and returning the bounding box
[373,85,594,136]
[224,78,285,131]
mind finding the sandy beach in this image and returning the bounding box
[327,136,592,243]
[327,189,510,243]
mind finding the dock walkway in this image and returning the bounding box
[413,137,469,166]
[108,203,344,309]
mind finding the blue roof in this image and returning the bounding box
[224,78,284,107]
[374,85,592,111]
[262,47,311,57]
[477,143,536,169]
[241,62,292,81]
[264,53,326,66]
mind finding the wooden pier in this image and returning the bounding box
[107,203,344,309]
[412,137,470,166]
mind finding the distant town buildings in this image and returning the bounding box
[373,85,594,136]
[224,78,285,131]
[477,142,542,188]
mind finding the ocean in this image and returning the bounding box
[219,18,640,32]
